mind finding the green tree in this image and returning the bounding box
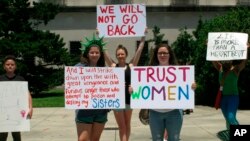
[0,0,72,94]
[147,26,166,46]
[146,26,168,65]
[172,27,195,65]
[192,7,250,108]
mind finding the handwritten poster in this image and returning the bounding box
[97,4,146,38]
[207,32,248,61]
[64,67,125,109]
[131,66,195,109]
[0,82,30,132]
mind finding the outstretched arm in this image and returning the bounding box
[237,58,247,72]
[104,49,115,67]
[131,29,147,66]
[28,91,33,119]
[212,61,221,71]
[96,28,115,67]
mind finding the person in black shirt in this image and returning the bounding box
[103,34,146,141]
[0,55,33,141]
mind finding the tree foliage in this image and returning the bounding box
[0,0,72,94]
[146,26,168,65]
[170,7,250,108]
[147,26,166,46]
[172,27,195,65]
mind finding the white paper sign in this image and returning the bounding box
[0,82,30,132]
[97,4,146,38]
[206,32,248,61]
[64,67,125,109]
[131,66,195,109]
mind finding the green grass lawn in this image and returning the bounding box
[32,89,64,107]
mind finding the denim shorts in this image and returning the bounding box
[76,113,108,124]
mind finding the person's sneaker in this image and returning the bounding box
[217,130,230,141]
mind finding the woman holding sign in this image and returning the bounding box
[75,35,109,141]
[148,44,196,141]
[0,55,33,141]
[103,31,146,141]
[211,43,249,138]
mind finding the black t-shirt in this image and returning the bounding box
[0,74,25,81]
[116,63,131,105]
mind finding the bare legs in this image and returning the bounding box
[76,122,105,141]
[164,130,168,141]
[114,109,133,141]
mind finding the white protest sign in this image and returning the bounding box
[97,4,146,38]
[207,32,248,61]
[64,67,125,109]
[0,82,30,132]
[131,66,195,109]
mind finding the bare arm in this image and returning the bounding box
[236,59,247,72]
[212,61,221,71]
[96,28,115,67]
[104,50,116,67]
[28,91,33,119]
[131,36,146,66]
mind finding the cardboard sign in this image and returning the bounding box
[97,4,146,38]
[64,66,125,109]
[131,66,195,109]
[0,82,30,132]
[207,32,248,61]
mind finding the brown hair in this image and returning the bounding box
[116,44,128,57]
[149,44,177,66]
[3,55,16,65]
[83,45,105,67]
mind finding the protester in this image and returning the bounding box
[75,35,109,141]
[211,43,249,140]
[103,31,146,141]
[148,44,196,141]
[0,55,33,141]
